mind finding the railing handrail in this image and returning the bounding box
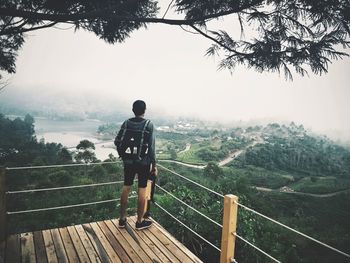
[5,160,122,170]
[158,164,224,198]
[7,196,137,215]
[6,180,128,194]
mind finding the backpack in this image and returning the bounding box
[116,119,150,164]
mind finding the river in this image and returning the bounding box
[34,117,118,160]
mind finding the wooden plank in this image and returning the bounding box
[82,224,109,263]
[105,220,151,263]
[220,195,238,263]
[74,225,101,263]
[147,222,195,263]
[128,217,181,263]
[89,223,122,263]
[58,228,79,263]
[67,226,90,263]
[0,240,5,263]
[42,230,58,263]
[5,234,21,263]
[50,229,68,263]
[106,219,159,263]
[151,219,202,263]
[123,218,171,263]
[33,231,48,263]
[96,222,132,263]
[20,232,36,263]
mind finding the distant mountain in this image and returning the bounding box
[0,86,130,121]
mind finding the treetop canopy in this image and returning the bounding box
[0,0,349,80]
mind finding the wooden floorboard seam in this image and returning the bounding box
[74,225,101,263]
[67,226,90,263]
[104,220,147,263]
[110,219,157,263]
[148,220,197,263]
[116,219,171,263]
[151,220,203,263]
[129,216,181,263]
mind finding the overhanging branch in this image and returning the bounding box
[0,6,248,27]
[0,22,58,35]
[190,25,247,56]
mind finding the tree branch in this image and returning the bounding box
[0,5,250,27]
[162,0,175,19]
[0,21,58,35]
[190,25,246,56]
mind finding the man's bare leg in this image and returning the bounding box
[137,187,147,223]
[120,185,131,220]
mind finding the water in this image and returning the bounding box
[34,118,118,160]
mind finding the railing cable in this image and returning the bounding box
[156,184,222,228]
[5,161,121,170]
[158,164,224,198]
[7,196,136,215]
[236,201,350,259]
[234,233,281,263]
[6,180,126,194]
[154,202,221,252]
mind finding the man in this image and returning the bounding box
[114,100,157,230]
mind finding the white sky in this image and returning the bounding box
[3,8,350,139]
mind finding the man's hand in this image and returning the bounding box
[151,165,158,177]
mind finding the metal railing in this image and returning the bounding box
[155,163,350,263]
[1,161,350,263]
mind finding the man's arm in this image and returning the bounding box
[114,121,127,157]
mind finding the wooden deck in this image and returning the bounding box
[0,216,203,263]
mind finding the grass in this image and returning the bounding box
[289,177,350,194]
[227,165,295,189]
[176,143,204,164]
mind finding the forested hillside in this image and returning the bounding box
[238,123,350,177]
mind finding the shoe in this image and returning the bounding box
[118,218,127,228]
[135,220,152,230]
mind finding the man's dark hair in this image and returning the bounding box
[132,100,146,116]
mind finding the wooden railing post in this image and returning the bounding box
[143,180,153,213]
[220,194,238,263]
[0,167,7,242]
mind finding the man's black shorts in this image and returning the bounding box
[123,163,150,188]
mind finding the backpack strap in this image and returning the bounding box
[120,120,128,142]
[138,119,150,159]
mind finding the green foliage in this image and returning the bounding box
[97,122,119,134]
[49,170,72,186]
[203,162,223,180]
[1,0,349,79]
[75,139,97,163]
[170,148,177,160]
[240,133,350,177]
[289,177,350,194]
[6,161,129,234]
[0,114,73,166]
[153,162,350,263]
[76,139,95,150]
[75,150,97,163]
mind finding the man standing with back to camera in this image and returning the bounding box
[114,100,157,230]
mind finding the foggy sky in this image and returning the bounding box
[2,10,350,140]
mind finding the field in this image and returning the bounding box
[288,177,350,194]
